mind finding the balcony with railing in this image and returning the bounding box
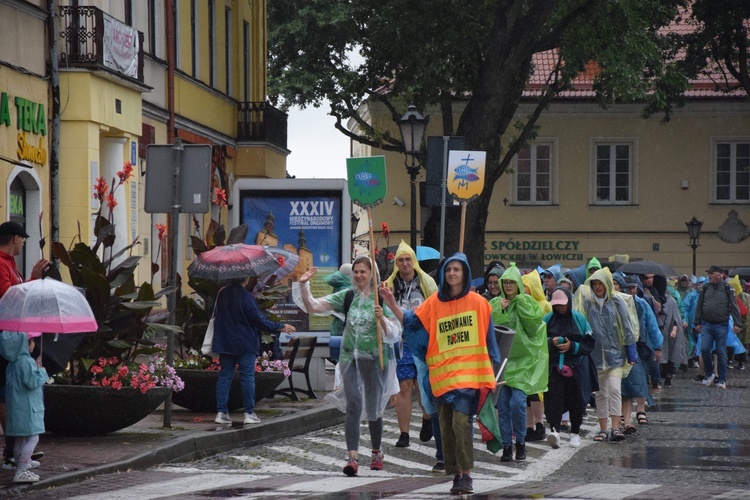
[58,5,145,84]
[237,101,288,150]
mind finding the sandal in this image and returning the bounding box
[636,411,648,425]
[593,430,609,442]
[622,423,637,435]
[610,427,625,442]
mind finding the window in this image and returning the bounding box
[225,6,232,95]
[191,0,198,78]
[592,142,633,204]
[209,0,216,88]
[243,21,250,101]
[714,141,750,203]
[514,142,554,204]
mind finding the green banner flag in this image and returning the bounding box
[346,156,387,208]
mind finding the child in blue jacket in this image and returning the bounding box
[0,332,47,483]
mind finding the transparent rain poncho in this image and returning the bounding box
[573,268,637,372]
[293,282,401,420]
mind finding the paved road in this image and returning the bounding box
[26,366,750,498]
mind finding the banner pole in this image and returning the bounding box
[367,207,384,370]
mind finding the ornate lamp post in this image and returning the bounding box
[685,216,703,276]
[398,104,429,248]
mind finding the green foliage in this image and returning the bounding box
[51,218,167,384]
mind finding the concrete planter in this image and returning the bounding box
[43,385,170,436]
[171,369,285,413]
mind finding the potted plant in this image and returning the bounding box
[44,163,184,436]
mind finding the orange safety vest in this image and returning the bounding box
[415,292,495,397]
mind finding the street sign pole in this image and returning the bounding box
[439,136,450,258]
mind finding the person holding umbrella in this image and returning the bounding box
[293,256,402,477]
[0,221,48,469]
[212,276,296,426]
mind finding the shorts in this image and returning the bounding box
[396,342,417,382]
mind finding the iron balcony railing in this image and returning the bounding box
[58,5,145,83]
[237,101,288,149]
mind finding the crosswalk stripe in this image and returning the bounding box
[556,483,661,499]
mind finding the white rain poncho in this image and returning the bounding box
[292,281,401,420]
[573,267,637,372]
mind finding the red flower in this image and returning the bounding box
[387,251,395,262]
[117,162,134,184]
[105,193,117,209]
[213,188,227,208]
[155,224,167,241]
[93,177,109,202]
[381,222,390,238]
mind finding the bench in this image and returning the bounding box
[273,336,318,401]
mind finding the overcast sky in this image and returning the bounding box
[286,104,350,179]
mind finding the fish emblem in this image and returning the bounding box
[453,164,480,188]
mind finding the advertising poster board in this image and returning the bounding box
[232,179,352,334]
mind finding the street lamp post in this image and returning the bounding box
[685,216,703,276]
[398,104,429,249]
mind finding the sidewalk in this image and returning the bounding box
[0,391,342,497]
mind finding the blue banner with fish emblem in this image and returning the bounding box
[447,151,485,202]
[346,156,387,208]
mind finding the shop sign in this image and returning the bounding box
[0,91,48,166]
[485,238,583,263]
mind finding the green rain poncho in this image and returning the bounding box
[489,264,549,395]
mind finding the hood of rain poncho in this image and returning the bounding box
[385,241,438,298]
[522,270,552,314]
[566,265,587,287]
[729,275,743,295]
[612,272,627,291]
[437,253,472,302]
[0,331,29,362]
[586,257,602,275]
[542,264,562,283]
[488,263,549,394]
[573,267,638,372]
[322,270,353,293]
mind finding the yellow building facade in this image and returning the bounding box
[358,97,750,277]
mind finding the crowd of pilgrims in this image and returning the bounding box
[293,242,747,495]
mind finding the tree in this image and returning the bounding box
[268,0,685,271]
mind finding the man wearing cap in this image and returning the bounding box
[694,265,743,389]
[0,221,49,469]
[541,264,562,301]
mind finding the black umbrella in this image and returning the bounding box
[619,260,677,277]
[728,267,750,279]
[41,333,86,376]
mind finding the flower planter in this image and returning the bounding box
[172,369,286,413]
[43,385,170,436]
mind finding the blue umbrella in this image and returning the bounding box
[416,245,440,261]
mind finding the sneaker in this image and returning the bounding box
[500,445,513,462]
[547,431,560,449]
[214,412,232,424]
[664,378,672,388]
[727,360,734,369]
[370,451,383,471]
[692,374,705,383]
[395,432,410,447]
[717,381,727,389]
[432,461,445,473]
[738,362,746,371]
[419,417,433,442]
[243,412,261,425]
[2,459,39,470]
[714,376,720,384]
[569,434,581,447]
[343,456,358,477]
[534,422,547,440]
[13,470,39,483]
[515,442,527,460]
[457,474,474,494]
[31,451,43,461]
[702,373,715,386]
[450,474,461,494]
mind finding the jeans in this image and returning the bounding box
[216,352,257,414]
[497,385,527,447]
[700,321,728,382]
